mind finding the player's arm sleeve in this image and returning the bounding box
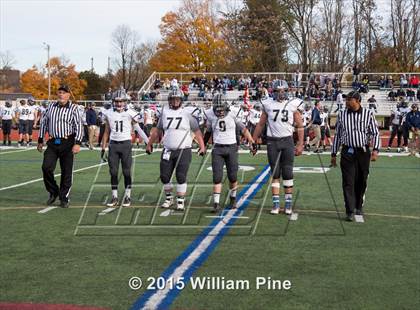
[331,114,342,156]
[368,112,380,151]
[133,122,149,144]
[187,113,199,131]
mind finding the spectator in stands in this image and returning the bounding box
[409,75,419,88]
[417,89,420,101]
[378,76,386,89]
[352,64,360,82]
[396,88,406,98]
[388,88,397,101]
[293,70,302,88]
[278,76,288,89]
[86,103,97,150]
[386,75,394,88]
[400,74,408,88]
[170,77,179,90]
[181,84,189,101]
[154,78,161,90]
[104,88,113,101]
[163,78,170,90]
[407,89,415,101]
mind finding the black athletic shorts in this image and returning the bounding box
[27,120,34,135]
[266,136,294,181]
[321,126,331,139]
[212,144,238,184]
[160,148,192,184]
[2,120,12,135]
[19,120,29,134]
[108,140,133,177]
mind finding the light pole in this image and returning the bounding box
[43,42,51,100]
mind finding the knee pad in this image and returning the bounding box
[271,182,280,188]
[122,168,131,177]
[163,183,173,191]
[283,179,294,188]
[160,175,171,185]
[176,171,187,184]
[177,183,187,193]
[227,170,237,184]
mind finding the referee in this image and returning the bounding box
[37,85,83,208]
[331,91,380,222]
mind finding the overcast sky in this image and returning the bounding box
[0,0,181,75]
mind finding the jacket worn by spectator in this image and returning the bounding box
[406,111,420,129]
[311,107,322,125]
[86,108,97,126]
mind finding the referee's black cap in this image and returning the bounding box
[343,90,361,101]
[58,85,70,93]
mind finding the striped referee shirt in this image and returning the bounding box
[38,101,83,144]
[332,107,380,155]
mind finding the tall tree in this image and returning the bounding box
[79,71,110,100]
[149,0,227,72]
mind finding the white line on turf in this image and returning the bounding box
[37,206,58,214]
[205,215,250,219]
[0,153,147,192]
[140,166,271,309]
[0,148,35,155]
[99,208,118,215]
[289,213,299,221]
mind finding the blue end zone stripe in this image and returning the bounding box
[131,164,270,310]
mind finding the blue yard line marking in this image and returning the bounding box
[130,165,270,310]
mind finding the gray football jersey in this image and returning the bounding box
[157,107,199,150]
[205,108,244,145]
[262,97,304,138]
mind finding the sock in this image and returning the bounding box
[20,139,24,144]
[213,192,220,204]
[112,189,118,198]
[165,192,173,201]
[29,139,32,143]
[125,188,131,198]
[272,195,280,208]
[230,189,237,199]
[285,193,292,206]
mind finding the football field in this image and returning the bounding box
[0,147,419,310]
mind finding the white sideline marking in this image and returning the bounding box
[141,166,270,309]
[0,148,35,155]
[205,215,250,219]
[37,206,57,214]
[0,153,147,192]
[99,207,117,215]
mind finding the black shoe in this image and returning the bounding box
[60,200,69,208]
[122,196,131,207]
[230,197,237,209]
[355,209,363,216]
[106,196,119,208]
[46,193,58,205]
[345,213,353,222]
[212,203,221,213]
[8,141,11,146]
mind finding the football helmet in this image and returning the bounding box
[168,89,183,110]
[41,100,48,108]
[28,97,35,105]
[112,88,130,111]
[5,101,12,108]
[254,102,262,111]
[212,93,229,118]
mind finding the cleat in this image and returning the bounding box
[212,203,221,213]
[230,197,237,209]
[270,205,280,215]
[284,200,293,215]
[345,213,353,222]
[122,196,131,207]
[397,147,401,153]
[106,196,119,208]
[386,147,391,152]
[176,200,185,211]
[46,193,58,206]
[355,209,363,216]
[160,198,173,209]
[60,200,69,208]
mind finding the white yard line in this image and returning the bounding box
[0,148,35,155]
[0,153,147,192]
[37,206,58,214]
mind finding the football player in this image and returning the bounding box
[0,101,14,146]
[252,96,304,215]
[15,99,36,147]
[97,101,112,147]
[36,101,49,127]
[204,94,255,212]
[146,89,206,211]
[320,106,332,151]
[27,97,38,146]
[101,90,146,208]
